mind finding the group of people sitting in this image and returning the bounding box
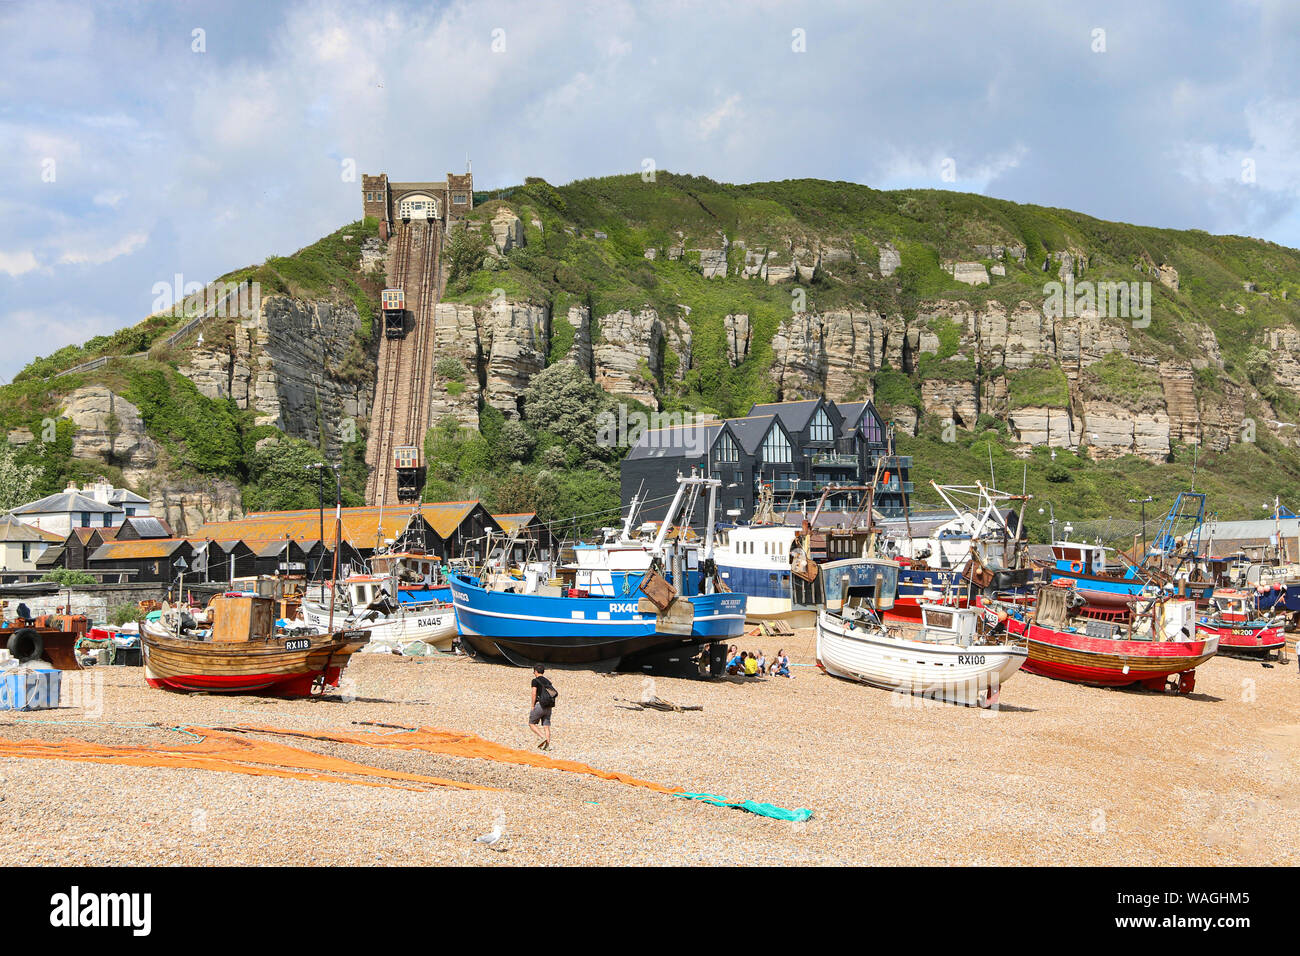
[725,646,792,678]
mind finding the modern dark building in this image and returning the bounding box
[620,398,912,524]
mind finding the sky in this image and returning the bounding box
[2,0,1299,382]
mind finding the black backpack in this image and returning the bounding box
[537,678,559,708]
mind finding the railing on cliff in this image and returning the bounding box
[50,281,252,380]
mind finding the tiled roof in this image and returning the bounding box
[748,399,822,432]
[729,414,780,455]
[10,491,117,515]
[122,516,172,539]
[0,516,65,543]
[89,538,190,561]
[188,501,489,549]
[493,513,539,533]
[625,420,724,461]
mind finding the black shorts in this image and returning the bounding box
[529,703,552,726]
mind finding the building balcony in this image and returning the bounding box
[769,479,817,494]
[811,452,859,468]
[876,480,915,494]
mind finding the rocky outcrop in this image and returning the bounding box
[558,304,593,375]
[1082,400,1170,459]
[593,309,663,408]
[481,302,549,417]
[428,303,486,427]
[922,380,979,426]
[770,309,902,399]
[182,294,373,460]
[724,313,751,366]
[944,261,990,286]
[59,386,160,489]
[151,476,243,537]
[491,208,524,253]
[879,243,901,277]
[1009,407,1075,448]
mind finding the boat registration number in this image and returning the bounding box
[416,617,441,627]
[284,638,312,651]
[958,654,986,665]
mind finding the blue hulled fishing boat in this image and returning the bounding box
[451,473,748,672]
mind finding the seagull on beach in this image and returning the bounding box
[473,825,510,851]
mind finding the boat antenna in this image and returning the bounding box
[988,442,996,490]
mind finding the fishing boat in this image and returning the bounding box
[878,482,1036,620]
[451,473,747,672]
[1197,588,1286,657]
[714,523,808,625]
[142,593,370,696]
[814,557,1028,707]
[993,583,1217,692]
[298,571,456,650]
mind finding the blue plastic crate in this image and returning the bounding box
[0,667,61,711]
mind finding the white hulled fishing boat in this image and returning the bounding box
[815,557,1028,707]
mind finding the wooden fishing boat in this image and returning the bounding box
[995,583,1216,693]
[1197,588,1286,657]
[142,593,369,696]
[814,558,1028,707]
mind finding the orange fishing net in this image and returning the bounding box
[0,728,495,793]
[233,724,683,795]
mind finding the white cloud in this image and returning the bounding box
[697,94,743,139]
[0,250,40,277]
[57,232,149,266]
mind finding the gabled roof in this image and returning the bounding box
[625,420,726,461]
[10,491,117,515]
[89,538,190,561]
[35,545,65,567]
[748,399,824,433]
[837,401,868,432]
[494,513,540,533]
[188,501,493,550]
[121,516,172,539]
[69,527,120,546]
[106,488,149,505]
[0,515,64,543]
[729,414,784,456]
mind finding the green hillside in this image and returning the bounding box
[6,172,1300,538]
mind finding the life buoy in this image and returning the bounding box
[7,627,43,664]
[1070,561,1083,573]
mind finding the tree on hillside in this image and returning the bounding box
[0,442,43,511]
[242,437,350,512]
[522,363,613,462]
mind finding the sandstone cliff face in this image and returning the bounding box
[757,291,1267,461]
[769,309,904,399]
[593,309,664,408]
[59,386,160,489]
[57,385,241,530]
[182,294,374,460]
[151,476,243,537]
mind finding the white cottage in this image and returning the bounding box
[8,478,150,537]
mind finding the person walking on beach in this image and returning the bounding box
[528,665,558,750]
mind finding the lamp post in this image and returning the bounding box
[172,555,189,633]
[1038,503,1058,544]
[307,462,343,633]
[1128,495,1153,554]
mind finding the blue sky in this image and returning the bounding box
[2,0,1299,382]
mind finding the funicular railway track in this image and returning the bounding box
[364,219,441,506]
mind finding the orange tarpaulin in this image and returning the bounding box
[232,724,683,795]
[0,728,495,793]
